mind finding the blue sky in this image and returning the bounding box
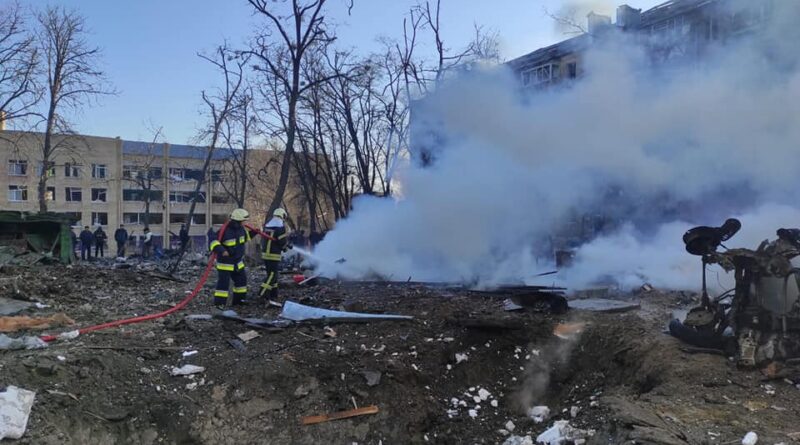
[18,0,663,143]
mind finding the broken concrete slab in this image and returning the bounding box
[0,386,36,440]
[280,301,413,323]
[0,297,33,316]
[568,298,640,313]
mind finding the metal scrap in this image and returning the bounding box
[280,301,413,323]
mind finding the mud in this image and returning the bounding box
[1,264,800,444]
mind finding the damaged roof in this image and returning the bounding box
[641,0,719,27]
[506,34,589,72]
[122,140,235,160]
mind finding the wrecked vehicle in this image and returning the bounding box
[670,219,800,367]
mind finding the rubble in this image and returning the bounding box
[536,420,592,445]
[170,364,205,376]
[279,300,413,322]
[527,405,551,423]
[742,432,758,445]
[0,297,33,316]
[0,386,36,440]
[0,334,47,350]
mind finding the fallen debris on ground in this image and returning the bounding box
[0,313,75,332]
[301,405,379,425]
[0,386,36,440]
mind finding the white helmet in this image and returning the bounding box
[273,208,287,219]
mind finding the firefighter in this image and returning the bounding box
[209,208,257,307]
[260,208,291,301]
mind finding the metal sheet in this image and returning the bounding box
[568,298,640,313]
[280,301,413,322]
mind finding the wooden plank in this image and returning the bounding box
[301,405,379,425]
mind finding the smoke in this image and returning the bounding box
[313,2,800,291]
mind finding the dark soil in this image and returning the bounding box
[2,263,800,444]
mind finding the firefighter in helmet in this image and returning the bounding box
[260,208,291,301]
[209,208,258,306]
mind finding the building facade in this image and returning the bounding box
[507,0,774,89]
[0,131,237,251]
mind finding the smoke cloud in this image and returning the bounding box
[313,2,800,292]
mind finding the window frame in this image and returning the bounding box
[7,185,28,202]
[8,160,28,176]
[92,163,108,179]
[65,187,83,202]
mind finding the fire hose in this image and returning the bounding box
[40,221,276,343]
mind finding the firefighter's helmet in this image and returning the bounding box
[230,208,250,222]
[273,208,287,219]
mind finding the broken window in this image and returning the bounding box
[7,185,27,202]
[8,160,27,176]
[91,188,107,202]
[567,62,578,79]
[46,187,56,201]
[169,168,185,181]
[92,164,107,179]
[170,191,205,203]
[211,170,223,182]
[64,163,80,178]
[170,213,205,225]
[65,187,82,202]
[212,194,231,204]
[92,212,108,226]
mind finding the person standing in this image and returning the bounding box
[142,228,153,259]
[260,208,290,301]
[114,225,129,257]
[179,223,190,251]
[79,226,94,261]
[93,226,108,258]
[209,209,258,307]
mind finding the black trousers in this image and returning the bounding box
[214,264,248,306]
[81,244,92,260]
[260,260,281,300]
[116,242,125,257]
[95,243,104,257]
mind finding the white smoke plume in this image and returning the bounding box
[313,2,800,291]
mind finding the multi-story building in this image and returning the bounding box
[507,0,774,89]
[1,129,333,254]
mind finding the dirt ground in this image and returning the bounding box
[2,261,800,445]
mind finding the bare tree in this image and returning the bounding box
[124,127,166,230]
[168,44,246,273]
[246,0,340,223]
[0,2,38,125]
[34,6,112,213]
[218,85,258,207]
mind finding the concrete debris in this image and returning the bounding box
[502,436,534,445]
[360,370,382,387]
[0,313,75,333]
[0,334,47,350]
[237,330,261,342]
[0,386,36,440]
[280,300,413,322]
[570,406,580,418]
[536,420,592,445]
[0,297,33,316]
[57,330,79,340]
[567,298,640,313]
[505,420,516,432]
[170,365,205,376]
[477,388,491,401]
[742,432,758,445]
[185,314,213,321]
[527,405,551,423]
[182,350,198,357]
[455,353,469,364]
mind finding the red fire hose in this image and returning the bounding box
[40,221,276,343]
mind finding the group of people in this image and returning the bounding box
[76,226,109,260]
[209,207,291,307]
[74,224,155,261]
